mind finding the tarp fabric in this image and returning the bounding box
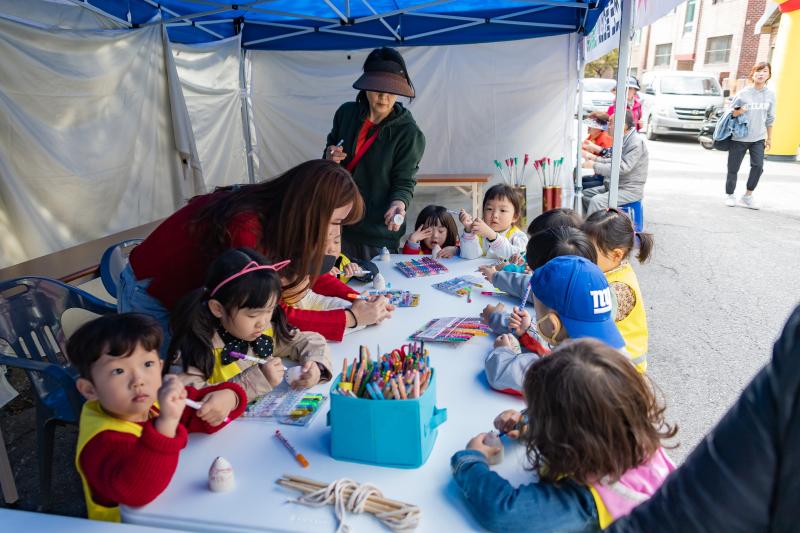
[0,16,202,267]
[249,34,577,205]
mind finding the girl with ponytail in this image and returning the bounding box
[168,248,332,401]
[583,209,654,373]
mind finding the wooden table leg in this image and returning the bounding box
[472,183,480,218]
[0,425,19,504]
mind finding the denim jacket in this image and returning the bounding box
[451,450,599,532]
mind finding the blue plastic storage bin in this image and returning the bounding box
[327,370,447,469]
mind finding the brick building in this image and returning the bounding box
[629,0,769,94]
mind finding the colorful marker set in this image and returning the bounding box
[432,275,485,298]
[243,385,326,426]
[395,257,448,278]
[410,317,491,344]
[336,344,433,400]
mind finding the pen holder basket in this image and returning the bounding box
[512,185,528,230]
[327,370,447,469]
[542,186,562,212]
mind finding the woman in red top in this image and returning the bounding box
[121,159,393,345]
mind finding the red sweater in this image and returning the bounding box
[401,241,432,255]
[78,383,246,508]
[129,193,350,339]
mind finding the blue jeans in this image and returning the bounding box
[118,264,171,358]
[451,450,598,532]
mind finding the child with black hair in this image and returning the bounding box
[479,207,584,283]
[169,248,332,401]
[68,313,246,522]
[483,236,600,394]
[583,208,654,372]
[402,205,460,258]
[459,185,528,260]
[481,225,597,336]
[454,338,676,531]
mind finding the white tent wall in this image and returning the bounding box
[249,35,577,225]
[0,0,126,30]
[0,17,201,268]
[172,35,250,189]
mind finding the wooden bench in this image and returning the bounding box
[416,173,491,217]
[0,219,162,284]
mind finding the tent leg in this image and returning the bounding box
[240,48,256,184]
[574,35,586,217]
[608,0,634,209]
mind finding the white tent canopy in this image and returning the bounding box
[0,0,595,268]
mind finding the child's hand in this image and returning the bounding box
[493,410,523,439]
[508,253,525,266]
[261,357,286,388]
[471,218,496,239]
[494,333,516,349]
[508,306,532,337]
[342,263,362,278]
[481,302,504,325]
[478,264,496,284]
[197,389,238,427]
[465,433,503,461]
[459,209,474,232]
[409,225,433,244]
[438,246,458,259]
[290,361,321,390]
[155,375,187,438]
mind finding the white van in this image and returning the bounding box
[639,71,725,140]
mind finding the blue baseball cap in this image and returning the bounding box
[530,256,625,349]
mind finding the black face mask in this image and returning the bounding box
[320,255,337,275]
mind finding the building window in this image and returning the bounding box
[654,44,672,67]
[684,0,696,34]
[705,35,733,64]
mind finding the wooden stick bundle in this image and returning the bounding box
[277,474,421,531]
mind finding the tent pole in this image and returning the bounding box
[574,34,585,217]
[608,0,634,209]
[239,47,256,184]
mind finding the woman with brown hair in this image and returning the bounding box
[119,159,393,345]
[453,338,677,531]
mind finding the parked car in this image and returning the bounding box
[698,104,724,150]
[639,71,725,140]
[580,77,616,115]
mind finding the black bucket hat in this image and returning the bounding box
[353,54,415,98]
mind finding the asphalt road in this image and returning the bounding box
[636,135,800,461]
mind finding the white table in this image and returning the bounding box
[122,256,532,532]
[0,508,175,531]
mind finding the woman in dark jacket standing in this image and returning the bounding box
[324,47,426,260]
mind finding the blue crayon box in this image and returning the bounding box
[327,370,447,469]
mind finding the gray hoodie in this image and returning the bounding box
[731,86,775,143]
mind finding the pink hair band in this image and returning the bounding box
[209,259,291,297]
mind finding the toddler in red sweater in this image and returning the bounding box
[402,205,460,257]
[68,313,247,522]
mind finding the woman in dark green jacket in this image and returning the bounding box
[324,47,426,260]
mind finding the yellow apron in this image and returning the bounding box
[75,400,156,522]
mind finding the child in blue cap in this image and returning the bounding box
[485,255,625,395]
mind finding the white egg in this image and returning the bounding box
[372,273,386,290]
[483,431,504,466]
[208,456,235,492]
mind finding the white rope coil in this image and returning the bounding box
[287,478,421,532]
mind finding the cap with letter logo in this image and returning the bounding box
[530,256,625,349]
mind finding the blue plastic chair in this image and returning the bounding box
[0,277,115,508]
[99,239,142,299]
[620,200,644,232]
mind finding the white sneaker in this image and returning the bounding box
[739,194,760,210]
[724,194,736,207]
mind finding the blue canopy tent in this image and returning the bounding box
[75,1,610,49]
